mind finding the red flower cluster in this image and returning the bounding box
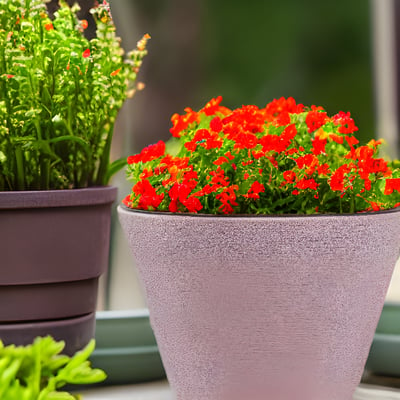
[127,141,166,164]
[124,97,400,214]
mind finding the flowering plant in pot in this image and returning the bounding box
[0,0,149,354]
[118,96,400,400]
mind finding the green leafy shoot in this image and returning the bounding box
[0,336,106,400]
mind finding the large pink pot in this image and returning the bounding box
[118,206,400,400]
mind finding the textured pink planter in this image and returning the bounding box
[0,186,117,354]
[118,206,400,400]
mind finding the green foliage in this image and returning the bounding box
[0,0,149,190]
[0,337,106,399]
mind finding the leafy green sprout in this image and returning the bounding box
[0,336,106,400]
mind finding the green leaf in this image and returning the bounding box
[41,392,76,400]
[106,156,126,182]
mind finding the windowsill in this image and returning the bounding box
[77,380,400,399]
[77,380,171,399]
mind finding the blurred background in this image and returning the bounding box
[49,0,400,309]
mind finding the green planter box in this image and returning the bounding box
[366,302,400,376]
[90,310,165,385]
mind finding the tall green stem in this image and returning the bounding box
[15,147,25,190]
[96,120,114,186]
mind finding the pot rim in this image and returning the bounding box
[118,203,400,219]
[0,186,117,209]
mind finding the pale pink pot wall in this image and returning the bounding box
[118,206,400,400]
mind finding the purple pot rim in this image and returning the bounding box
[0,312,95,330]
[118,204,400,220]
[0,186,117,209]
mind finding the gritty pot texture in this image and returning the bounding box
[118,206,400,400]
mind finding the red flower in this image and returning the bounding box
[312,137,327,155]
[200,96,231,116]
[216,185,239,214]
[139,168,153,180]
[82,48,91,58]
[212,151,236,166]
[283,170,296,184]
[170,107,199,138]
[210,116,223,132]
[132,180,164,210]
[252,150,265,159]
[209,167,230,187]
[384,178,400,195]
[369,201,381,212]
[184,129,223,151]
[260,124,297,153]
[243,181,265,199]
[329,164,352,191]
[295,177,318,190]
[317,163,330,176]
[242,160,254,166]
[81,19,89,29]
[329,133,344,144]
[213,156,229,166]
[225,151,235,160]
[352,146,390,179]
[45,23,54,31]
[122,194,133,208]
[345,135,359,148]
[273,111,291,127]
[183,196,203,213]
[265,97,304,120]
[295,154,319,175]
[168,181,202,213]
[305,110,328,133]
[127,140,166,164]
[233,132,258,150]
[222,105,266,148]
[332,111,358,134]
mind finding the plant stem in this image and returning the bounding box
[96,120,114,185]
[15,147,25,190]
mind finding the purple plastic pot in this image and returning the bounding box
[118,206,400,400]
[0,186,117,354]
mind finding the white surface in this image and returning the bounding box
[79,380,172,400]
[78,381,400,400]
[386,258,400,302]
[355,384,400,400]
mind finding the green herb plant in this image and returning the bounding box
[0,336,106,400]
[0,0,149,190]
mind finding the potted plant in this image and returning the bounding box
[118,96,400,400]
[0,0,149,354]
